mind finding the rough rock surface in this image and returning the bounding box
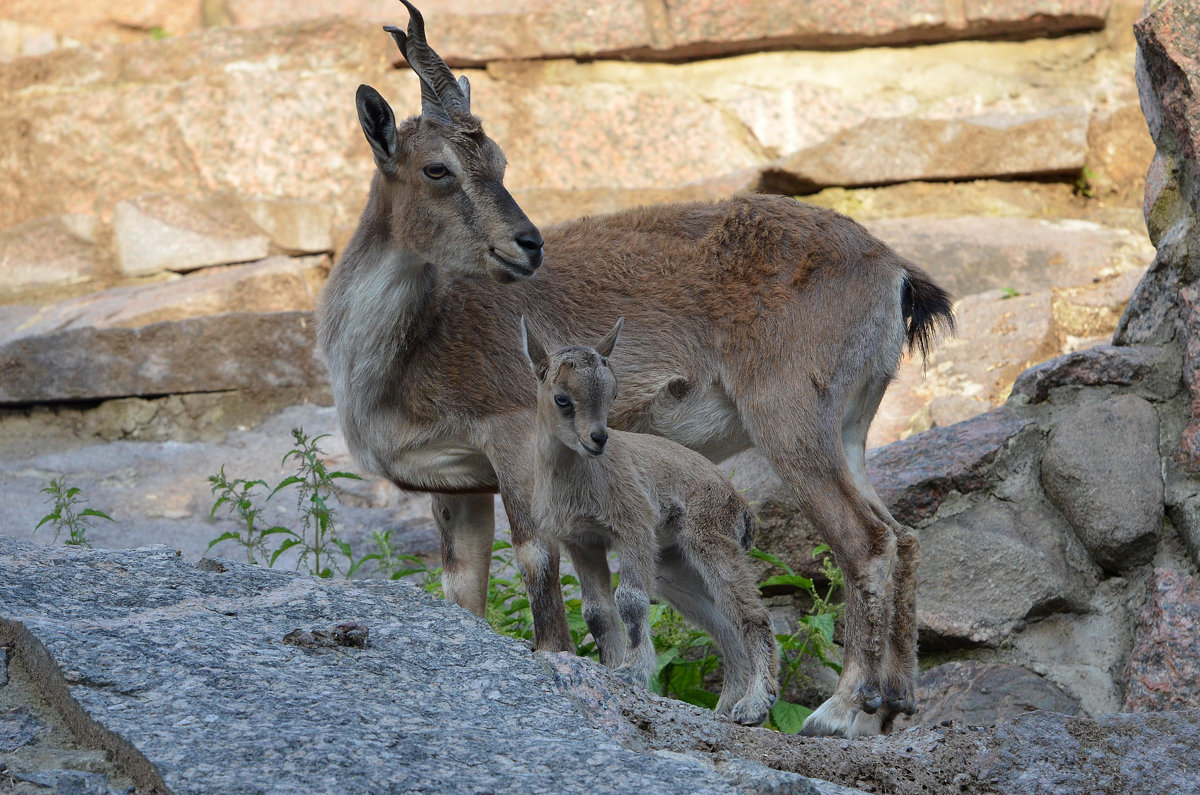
[1040,395,1164,573]
[5,538,1200,795]
[0,537,854,795]
[0,214,101,293]
[1010,344,1162,403]
[765,108,1089,192]
[867,409,1031,526]
[916,500,1094,647]
[0,310,325,404]
[895,661,1081,729]
[0,255,324,339]
[864,216,1153,303]
[1,404,436,565]
[1124,567,1200,712]
[217,0,1110,64]
[554,650,1200,795]
[0,16,1140,232]
[112,192,271,276]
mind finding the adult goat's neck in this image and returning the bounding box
[318,184,437,414]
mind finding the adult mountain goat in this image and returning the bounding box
[317,0,954,737]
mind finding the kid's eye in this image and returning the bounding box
[554,395,571,408]
[423,164,449,179]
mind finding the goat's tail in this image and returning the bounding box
[901,265,955,361]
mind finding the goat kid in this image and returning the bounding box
[523,317,780,726]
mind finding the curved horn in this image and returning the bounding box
[388,1,469,120]
[383,25,452,126]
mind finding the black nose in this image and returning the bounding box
[590,431,608,449]
[515,230,543,252]
[515,229,544,270]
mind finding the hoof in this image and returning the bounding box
[613,664,650,689]
[800,697,886,739]
[731,694,773,727]
[854,681,883,715]
[883,676,917,716]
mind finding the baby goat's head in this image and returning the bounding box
[522,317,624,458]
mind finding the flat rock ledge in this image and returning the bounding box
[2,538,1198,795]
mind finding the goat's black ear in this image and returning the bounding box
[595,317,624,359]
[356,84,399,174]
[521,316,549,381]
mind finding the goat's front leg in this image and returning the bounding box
[431,493,495,617]
[563,538,625,668]
[488,432,573,652]
[612,535,657,688]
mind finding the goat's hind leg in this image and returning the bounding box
[674,537,779,726]
[431,493,495,617]
[749,415,898,738]
[563,539,626,668]
[842,373,919,727]
[656,548,751,715]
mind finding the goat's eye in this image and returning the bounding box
[423,164,449,179]
[553,395,571,408]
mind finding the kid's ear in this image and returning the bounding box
[356,84,399,174]
[595,317,624,359]
[521,316,549,381]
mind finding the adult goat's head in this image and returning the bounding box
[356,0,543,281]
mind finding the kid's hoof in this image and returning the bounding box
[731,697,772,727]
[613,665,650,689]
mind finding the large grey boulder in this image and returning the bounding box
[0,537,854,795]
[916,500,1094,648]
[1040,394,1164,574]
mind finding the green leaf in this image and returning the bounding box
[759,573,814,591]
[35,511,60,530]
[260,526,297,538]
[801,612,836,643]
[65,487,81,499]
[811,543,831,558]
[748,548,794,576]
[269,538,302,566]
[79,508,115,522]
[326,471,364,481]
[770,700,812,734]
[205,531,242,552]
[492,540,513,552]
[676,687,719,710]
[269,476,302,498]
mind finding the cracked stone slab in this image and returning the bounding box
[0,537,851,795]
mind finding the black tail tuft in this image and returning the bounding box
[901,266,955,361]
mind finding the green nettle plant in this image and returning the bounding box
[207,428,362,578]
[34,478,114,548]
[206,431,846,732]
